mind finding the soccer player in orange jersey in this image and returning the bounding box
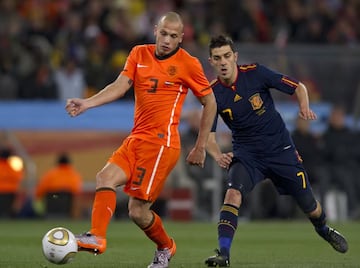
[0,147,24,218]
[65,11,216,268]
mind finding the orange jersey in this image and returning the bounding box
[35,164,83,199]
[0,160,23,193]
[121,45,212,149]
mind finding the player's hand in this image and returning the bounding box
[215,152,233,169]
[186,147,206,167]
[65,98,88,117]
[299,108,317,120]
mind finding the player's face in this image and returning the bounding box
[154,20,183,57]
[209,45,238,85]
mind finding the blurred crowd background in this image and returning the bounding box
[0,0,359,100]
[0,0,360,222]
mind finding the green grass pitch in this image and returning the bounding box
[0,219,358,267]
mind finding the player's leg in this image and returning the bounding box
[76,139,131,254]
[205,160,256,267]
[283,161,348,253]
[301,198,348,253]
[76,162,128,254]
[123,140,179,268]
[205,189,240,267]
[271,149,348,253]
[128,197,176,268]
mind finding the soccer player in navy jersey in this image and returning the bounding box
[204,35,348,267]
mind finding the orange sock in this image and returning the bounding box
[143,211,172,250]
[90,188,116,237]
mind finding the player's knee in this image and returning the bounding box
[307,200,322,218]
[95,171,109,188]
[296,194,317,214]
[224,188,242,207]
[95,170,117,189]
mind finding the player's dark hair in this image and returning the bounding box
[209,35,235,56]
[57,153,70,164]
[0,147,11,159]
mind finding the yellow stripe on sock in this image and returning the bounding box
[221,205,239,216]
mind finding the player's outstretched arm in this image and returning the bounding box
[66,74,132,117]
[295,82,317,120]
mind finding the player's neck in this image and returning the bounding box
[220,78,233,86]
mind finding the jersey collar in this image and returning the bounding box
[155,45,180,60]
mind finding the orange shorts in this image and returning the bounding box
[109,137,180,202]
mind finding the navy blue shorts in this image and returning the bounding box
[227,148,317,213]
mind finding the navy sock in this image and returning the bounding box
[217,204,239,258]
[309,210,329,235]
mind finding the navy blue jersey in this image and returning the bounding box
[211,63,317,212]
[211,63,299,156]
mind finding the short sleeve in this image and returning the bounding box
[121,46,138,81]
[258,64,299,95]
[185,57,212,97]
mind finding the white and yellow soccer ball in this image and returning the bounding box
[42,227,78,265]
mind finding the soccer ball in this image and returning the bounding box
[42,227,78,265]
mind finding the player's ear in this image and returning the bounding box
[179,32,184,43]
[154,25,158,37]
[234,51,238,62]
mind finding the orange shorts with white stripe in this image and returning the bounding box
[109,137,180,202]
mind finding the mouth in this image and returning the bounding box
[161,45,170,52]
[220,67,228,76]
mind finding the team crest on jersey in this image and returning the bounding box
[249,93,263,110]
[167,66,177,76]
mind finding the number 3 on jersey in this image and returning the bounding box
[148,78,158,93]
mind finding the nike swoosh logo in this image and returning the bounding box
[106,206,113,217]
[130,187,140,191]
[283,145,291,150]
[137,64,148,68]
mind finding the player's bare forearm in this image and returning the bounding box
[206,132,222,159]
[194,93,217,149]
[207,132,233,169]
[66,74,132,117]
[295,82,317,120]
[87,75,132,108]
[186,93,217,167]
